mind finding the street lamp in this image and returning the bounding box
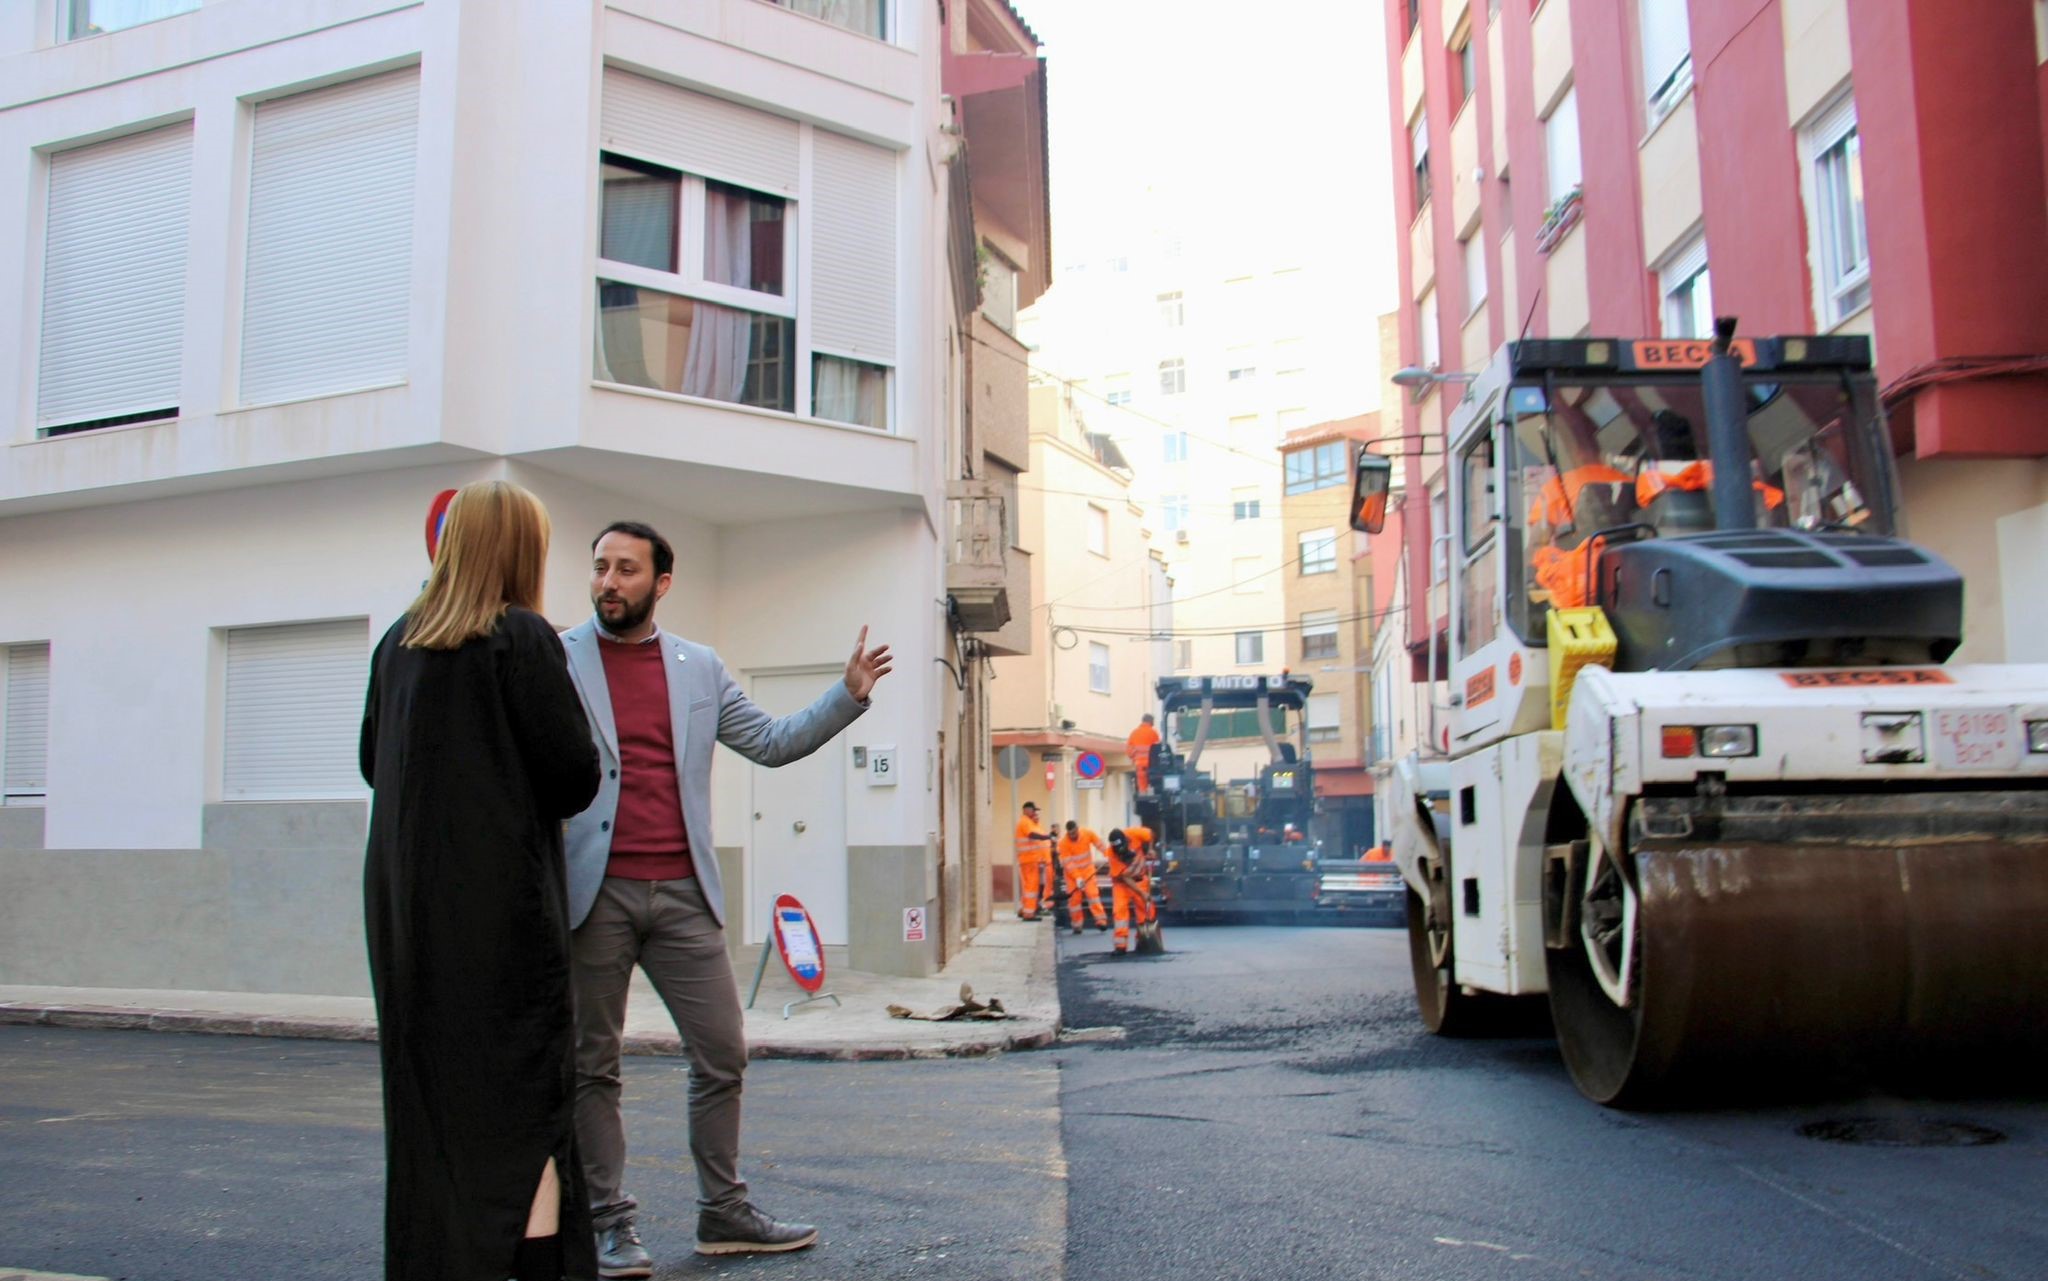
[1391,366,1479,401]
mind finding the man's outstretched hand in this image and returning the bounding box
[845,626,894,702]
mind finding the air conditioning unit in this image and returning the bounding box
[1174,529,1191,545]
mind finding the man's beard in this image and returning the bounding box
[595,587,656,633]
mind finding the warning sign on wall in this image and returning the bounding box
[903,906,927,942]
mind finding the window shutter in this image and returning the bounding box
[600,70,799,196]
[4,644,51,798]
[223,620,368,800]
[241,68,420,406]
[37,123,193,429]
[811,129,897,361]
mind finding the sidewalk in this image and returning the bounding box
[0,919,1059,1062]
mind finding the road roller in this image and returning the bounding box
[1351,323,2048,1106]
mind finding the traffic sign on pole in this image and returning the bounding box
[1076,751,1105,780]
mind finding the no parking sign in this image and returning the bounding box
[771,893,827,992]
[424,488,457,562]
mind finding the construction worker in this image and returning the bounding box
[1106,826,1157,955]
[1057,821,1110,935]
[1126,714,1161,795]
[1013,801,1054,920]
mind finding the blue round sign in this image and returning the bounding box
[1076,751,1105,780]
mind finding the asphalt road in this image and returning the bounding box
[1052,921,2048,1281]
[5,924,2044,1281]
[0,1028,1063,1281]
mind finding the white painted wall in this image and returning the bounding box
[0,1,955,882]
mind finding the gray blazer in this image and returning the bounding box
[559,617,869,930]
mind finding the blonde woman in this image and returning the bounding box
[360,480,601,1281]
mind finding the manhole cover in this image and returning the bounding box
[1798,1118,2007,1147]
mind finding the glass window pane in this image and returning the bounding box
[813,354,889,429]
[772,0,886,38]
[595,281,793,412]
[704,181,785,295]
[69,0,198,39]
[600,158,679,273]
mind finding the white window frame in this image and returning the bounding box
[1307,692,1342,742]
[1161,495,1190,532]
[1087,504,1109,558]
[1299,527,1337,575]
[1105,373,1132,406]
[1231,488,1262,521]
[1163,431,1190,464]
[2,643,51,805]
[1544,85,1582,206]
[1235,631,1265,666]
[1658,233,1712,339]
[595,146,831,420]
[1462,233,1488,316]
[1411,112,1431,209]
[1158,357,1186,395]
[1174,638,1193,671]
[1157,290,1184,327]
[1429,484,1450,584]
[1802,92,1870,326]
[980,241,1020,333]
[1640,0,1694,125]
[1419,288,1442,372]
[765,0,892,42]
[1301,610,1340,662]
[62,0,199,41]
[1088,642,1111,695]
[597,155,797,325]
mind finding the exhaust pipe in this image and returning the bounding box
[1703,315,1757,531]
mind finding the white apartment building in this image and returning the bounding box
[0,0,1024,993]
[1018,222,1381,784]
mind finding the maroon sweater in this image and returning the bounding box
[597,637,694,880]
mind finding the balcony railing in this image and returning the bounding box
[947,479,1012,633]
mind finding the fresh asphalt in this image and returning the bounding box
[0,1028,1062,1280]
[1053,920,2048,1281]
[4,921,2044,1280]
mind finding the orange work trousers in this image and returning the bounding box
[1019,856,1052,918]
[1062,856,1108,929]
[1112,877,1154,952]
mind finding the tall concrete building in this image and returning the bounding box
[1378,0,2048,715]
[0,0,1046,990]
[1277,412,1381,857]
[1017,214,1382,786]
[985,381,1170,899]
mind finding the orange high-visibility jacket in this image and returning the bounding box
[1127,723,1161,764]
[1057,828,1106,874]
[1015,815,1052,861]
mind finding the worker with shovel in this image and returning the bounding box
[1057,821,1111,935]
[1106,827,1165,955]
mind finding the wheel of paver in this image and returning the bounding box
[1405,850,1516,1037]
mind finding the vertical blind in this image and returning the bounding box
[37,122,193,429]
[240,67,420,406]
[3,643,51,799]
[222,619,367,800]
[810,128,898,362]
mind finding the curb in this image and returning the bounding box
[0,1002,1058,1061]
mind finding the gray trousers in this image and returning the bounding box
[573,876,749,1227]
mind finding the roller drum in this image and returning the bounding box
[1548,789,2048,1106]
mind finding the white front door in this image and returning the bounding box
[746,670,850,946]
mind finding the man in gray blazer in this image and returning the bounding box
[561,520,892,1275]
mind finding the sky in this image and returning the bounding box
[1014,0,1398,313]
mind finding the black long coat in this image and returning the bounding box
[360,607,601,1281]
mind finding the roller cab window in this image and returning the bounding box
[1504,375,1890,644]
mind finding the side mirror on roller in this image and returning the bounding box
[1351,452,1393,534]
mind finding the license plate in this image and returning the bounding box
[1930,709,2021,771]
